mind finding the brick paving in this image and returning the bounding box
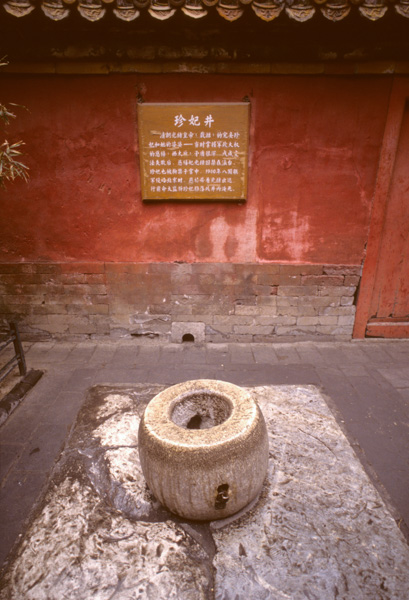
[1,339,409,570]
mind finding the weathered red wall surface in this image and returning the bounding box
[0,74,390,265]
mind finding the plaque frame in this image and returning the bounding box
[137,102,250,202]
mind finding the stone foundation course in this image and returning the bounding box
[0,263,359,341]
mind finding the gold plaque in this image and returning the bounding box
[137,103,250,201]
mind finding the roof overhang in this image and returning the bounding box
[2,0,409,23]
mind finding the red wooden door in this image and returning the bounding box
[354,79,409,338]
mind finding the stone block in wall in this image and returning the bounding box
[206,324,234,337]
[298,296,340,308]
[301,275,344,286]
[235,296,258,307]
[171,321,205,344]
[130,314,171,338]
[174,314,213,324]
[278,286,319,297]
[66,304,109,315]
[320,306,356,316]
[256,295,278,306]
[276,297,299,309]
[338,315,356,326]
[254,285,277,297]
[213,315,253,326]
[317,316,338,325]
[192,304,235,316]
[279,265,323,275]
[172,303,194,315]
[319,286,356,297]
[278,274,302,286]
[0,264,35,274]
[275,325,318,336]
[282,306,300,317]
[341,296,355,306]
[60,263,105,274]
[294,305,317,317]
[235,305,269,316]
[147,302,172,315]
[191,263,234,275]
[256,316,297,326]
[323,266,361,276]
[233,325,275,335]
[297,317,319,326]
[344,275,361,286]
[256,273,280,286]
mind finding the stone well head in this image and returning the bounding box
[138,379,269,521]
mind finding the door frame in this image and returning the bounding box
[354,77,409,338]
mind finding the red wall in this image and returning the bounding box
[0,74,391,265]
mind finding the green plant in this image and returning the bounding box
[0,59,29,189]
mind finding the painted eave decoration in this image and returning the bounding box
[1,0,409,23]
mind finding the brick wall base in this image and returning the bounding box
[0,263,360,342]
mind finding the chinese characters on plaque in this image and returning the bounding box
[137,103,250,201]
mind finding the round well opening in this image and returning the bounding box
[171,391,232,430]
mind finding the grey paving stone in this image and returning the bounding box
[23,342,53,366]
[0,444,23,482]
[87,344,118,366]
[178,345,207,364]
[315,366,367,422]
[92,367,154,385]
[43,391,85,427]
[136,346,161,364]
[249,345,279,364]
[336,343,371,364]
[357,343,395,364]
[366,366,409,394]
[384,343,409,363]
[63,343,97,364]
[348,375,409,436]
[147,368,217,385]
[64,368,96,392]
[25,344,73,367]
[157,345,185,364]
[339,364,371,377]
[0,525,22,570]
[315,345,348,365]
[0,469,49,523]
[398,388,409,405]
[24,341,56,355]
[20,371,73,407]
[319,368,409,529]
[273,345,301,364]
[205,344,230,366]
[110,345,141,367]
[14,420,71,474]
[0,470,49,567]
[230,344,254,364]
[294,343,323,365]
[0,404,44,445]
[378,367,409,389]
[214,365,320,386]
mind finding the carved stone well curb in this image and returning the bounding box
[138,379,269,521]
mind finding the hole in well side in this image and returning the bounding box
[215,483,230,510]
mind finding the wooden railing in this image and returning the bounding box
[0,322,27,384]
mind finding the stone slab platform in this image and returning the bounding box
[1,383,408,599]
